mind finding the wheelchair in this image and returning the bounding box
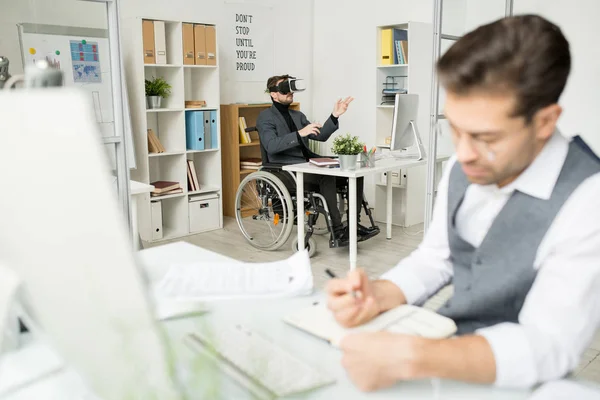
[234,134,380,257]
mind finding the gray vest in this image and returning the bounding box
[439,137,600,335]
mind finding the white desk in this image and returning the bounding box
[283,156,449,270]
[129,180,154,251]
[3,242,598,399]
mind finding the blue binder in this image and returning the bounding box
[210,110,218,149]
[203,111,212,149]
[186,111,204,150]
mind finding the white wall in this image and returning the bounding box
[311,0,434,205]
[117,0,314,109]
[464,0,600,153]
[311,0,433,143]
[0,0,314,110]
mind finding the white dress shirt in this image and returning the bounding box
[381,131,600,388]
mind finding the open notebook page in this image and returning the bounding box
[284,302,457,347]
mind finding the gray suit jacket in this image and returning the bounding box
[256,105,338,164]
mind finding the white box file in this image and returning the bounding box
[189,193,220,233]
[151,201,163,240]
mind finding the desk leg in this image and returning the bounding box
[297,172,305,251]
[349,177,357,270]
[386,171,392,240]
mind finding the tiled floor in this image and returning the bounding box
[144,216,600,383]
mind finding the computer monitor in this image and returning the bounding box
[390,93,426,160]
[0,89,184,399]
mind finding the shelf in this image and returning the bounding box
[183,65,218,69]
[184,107,219,111]
[239,142,260,147]
[149,192,186,200]
[188,186,220,195]
[144,63,181,68]
[187,148,219,154]
[240,169,256,175]
[146,108,183,113]
[148,151,185,157]
[377,64,408,68]
[234,103,291,109]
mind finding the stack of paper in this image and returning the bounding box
[155,250,313,300]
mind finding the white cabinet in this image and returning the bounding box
[123,17,223,242]
[374,21,433,227]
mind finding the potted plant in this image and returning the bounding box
[145,76,172,109]
[331,133,365,170]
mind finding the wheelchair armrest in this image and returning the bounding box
[260,163,286,171]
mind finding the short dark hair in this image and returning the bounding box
[437,14,571,123]
[266,74,290,93]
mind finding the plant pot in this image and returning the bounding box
[338,154,358,171]
[146,96,162,109]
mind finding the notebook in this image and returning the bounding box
[309,158,339,167]
[283,302,457,347]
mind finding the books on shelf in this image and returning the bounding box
[151,188,183,197]
[150,180,182,197]
[240,158,262,172]
[393,29,408,64]
[187,159,201,191]
[238,117,251,144]
[147,129,166,153]
[309,158,339,167]
[380,28,408,66]
[185,100,207,108]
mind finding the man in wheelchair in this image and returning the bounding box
[255,74,380,248]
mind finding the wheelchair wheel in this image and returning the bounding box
[291,236,317,258]
[235,171,294,250]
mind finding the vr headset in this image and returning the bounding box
[268,76,306,94]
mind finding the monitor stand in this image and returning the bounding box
[391,121,427,161]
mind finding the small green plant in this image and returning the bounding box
[145,76,172,98]
[332,133,364,155]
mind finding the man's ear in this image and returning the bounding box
[534,103,562,141]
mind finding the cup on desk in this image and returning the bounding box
[359,152,376,168]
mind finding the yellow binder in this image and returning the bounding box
[380,28,393,65]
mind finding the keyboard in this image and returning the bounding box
[184,324,335,399]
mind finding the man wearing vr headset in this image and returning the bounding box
[257,74,378,246]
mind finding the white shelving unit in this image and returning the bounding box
[373,21,434,227]
[124,17,223,242]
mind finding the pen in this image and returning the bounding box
[325,268,358,298]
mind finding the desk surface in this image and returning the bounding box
[141,242,533,400]
[3,241,597,400]
[282,155,451,178]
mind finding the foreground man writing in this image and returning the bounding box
[327,14,600,391]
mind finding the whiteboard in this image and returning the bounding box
[17,23,136,169]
